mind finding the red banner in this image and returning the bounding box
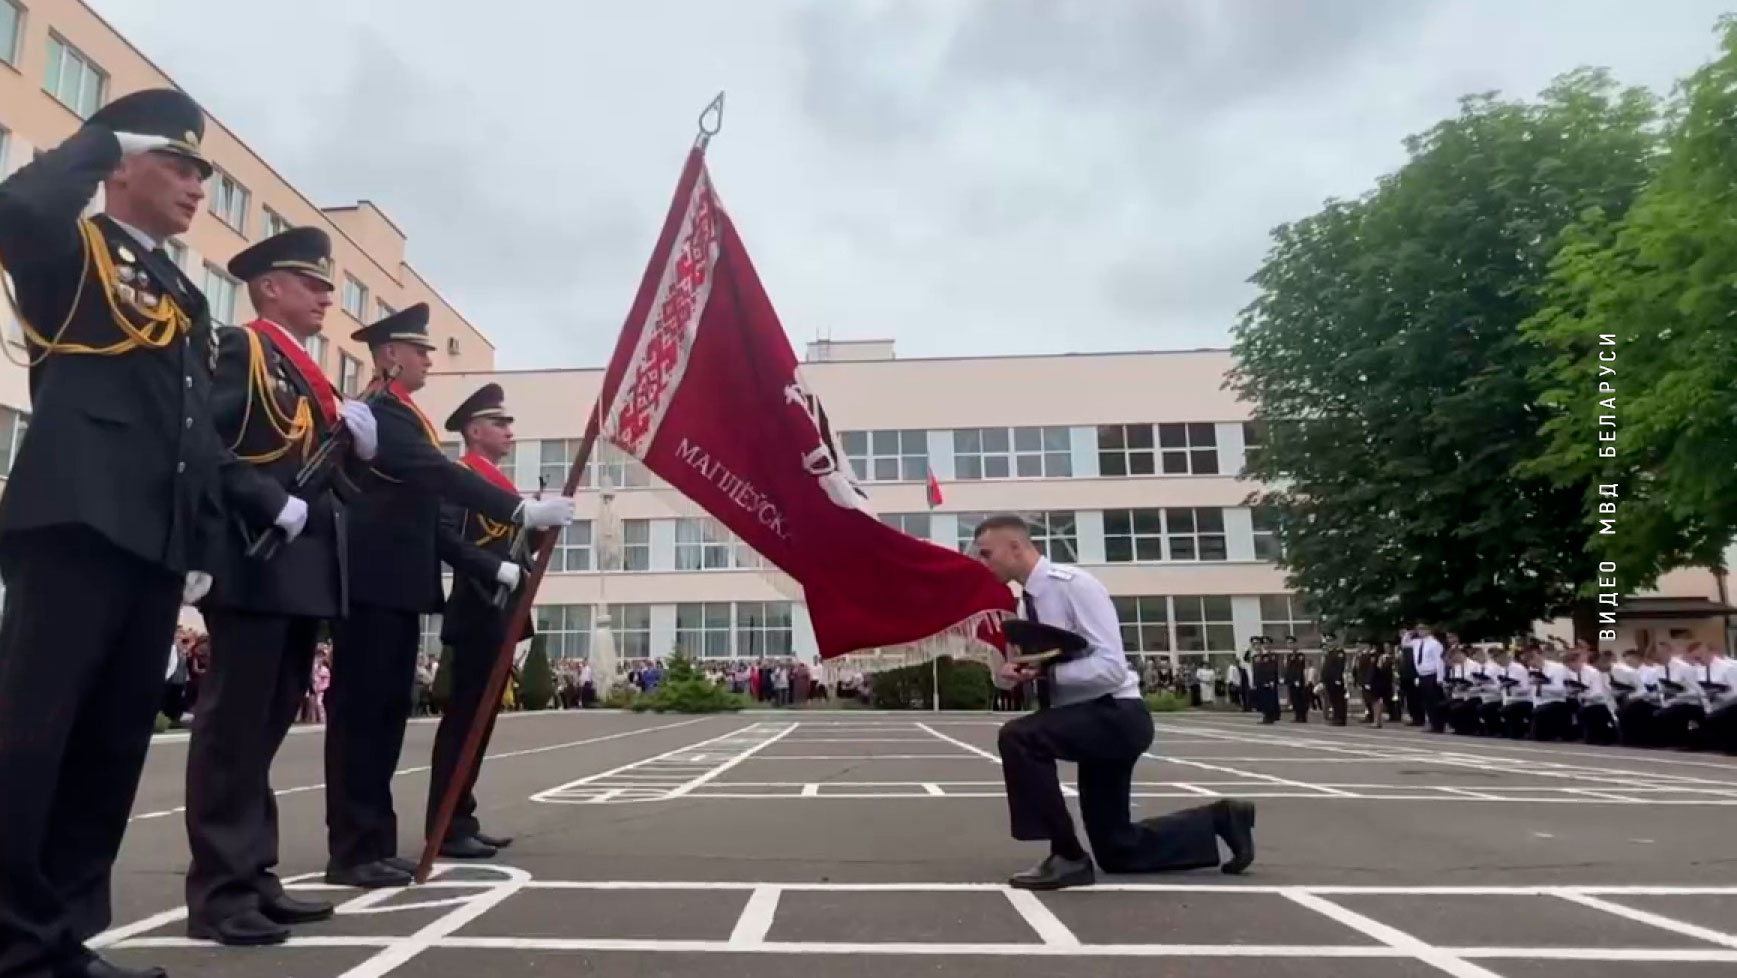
[595,148,1014,658]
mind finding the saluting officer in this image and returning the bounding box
[183,228,378,945]
[1321,633,1349,726]
[324,305,575,889]
[423,383,535,861]
[0,89,228,978]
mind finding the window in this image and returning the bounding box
[1173,596,1236,653]
[342,275,368,319]
[1260,594,1318,648]
[675,517,732,570]
[207,170,249,234]
[0,406,30,477]
[588,441,651,489]
[1157,423,1219,475]
[535,604,592,660]
[1251,505,1283,561]
[1104,509,1164,563]
[202,264,238,327]
[675,602,733,659]
[1023,511,1079,563]
[738,601,794,658]
[44,36,105,119]
[599,519,651,572]
[1165,507,1227,562]
[607,603,652,659]
[540,438,582,488]
[338,352,363,397]
[377,299,396,321]
[841,429,928,482]
[163,238,186,269]
[303,332,328,369]
[551,520,592,573]
[1,1,22,67]
[261,207,292,239]
[1112,596,1170,653]
[1242,421,1265,471]
[954,426,1071,480]
[880,513,931,542]
[419,615,443,656]
[496,449,516,485]
[1097,424,1156,477]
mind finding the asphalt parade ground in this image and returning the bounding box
[99,709,1737,978]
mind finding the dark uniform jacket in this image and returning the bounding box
[437,456,536,649]
[345,391,525,614]
[203,322,363,619]
[0,126,226,574]
[1323,647,1348,686]
[1284,651,1307,685]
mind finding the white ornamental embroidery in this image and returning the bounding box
[784,377,871,514]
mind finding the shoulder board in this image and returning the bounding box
[1045,565,1076,581]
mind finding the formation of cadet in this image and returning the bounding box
[0,89,579,976]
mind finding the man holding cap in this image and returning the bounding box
[0,88,228,978]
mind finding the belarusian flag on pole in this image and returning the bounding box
[926,469,944,509]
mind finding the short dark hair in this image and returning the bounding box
[972,514,1032,539]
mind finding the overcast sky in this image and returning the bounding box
[93,0,1733,370]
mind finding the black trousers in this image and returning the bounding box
[1654,702,1704,748]
[184,610,319,924]
[1579,704,1618,745]
[1416,675,1444,729]
[1324,682,1347,725]
[1501,701,1534,738]
[426,629,506,842]
[1618,701,1657,747]
[1445,699,1482,735]
[1258,683,1281,723]
[997,697,1220,873]
[325,604,421,870]
[1399,675,1420,723]
[1287,682,1309,722]
[1531,701,1575,741]
[0,528,182,978]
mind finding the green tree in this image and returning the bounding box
[1524,17,1737,593]
[1229,68,1660,641]
[517,636,556,711]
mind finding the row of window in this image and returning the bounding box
[841,423,1264,483]
[420,593,1316,661]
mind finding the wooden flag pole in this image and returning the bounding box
[413,404,601,884]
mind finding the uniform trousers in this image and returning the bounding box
[997,696,1219,873]
[1445,698,1482,735]
[1501,701,1534,738]
[0,528,182,978]
[1324,682,1347,725]
[425,625,506,843]
[1287,681,1309,722]
[325,604,422,870]
[184,610,319,924]
[1531,700,1575,741]
[1617,700,1658,747]
[1258,683,1281,723]
[1653,702,1704,748]
[1578,704,1618,745]
[1416,675,1444,729]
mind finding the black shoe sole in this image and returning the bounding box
[187,921,290,947]
[1008,871,1095,891]
[1219,801,1257,875]
[260,906,335,925]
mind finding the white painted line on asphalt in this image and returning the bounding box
[1553,891,1737,949]
[1004,889,1081,947]
[89,907,188,949]
[1282,889,1505,978]
[336,865,532,978]
[801,783,820,797]
[914,721,1078,797]
[729,886,783,946]
[922,783,944,796]
[664,724,798,799]
[530,722,766,803]
[1172,782,1221,796]
[1150,755,1358,796]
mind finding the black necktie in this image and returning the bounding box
[1023,591,1051,710]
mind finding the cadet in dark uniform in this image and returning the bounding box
[0,89,227,978]
[974,516,1254,890]
[1283,638,1309,723]
[183,228,376,945]
[423,383,535,860]
[324,306,575,889]
[1253,639,1281,724]
[1321,633,1349,726]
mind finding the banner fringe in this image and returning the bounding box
[825,608,1014,675]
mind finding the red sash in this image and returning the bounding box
[250,319,338,426]
[460,451,516,493]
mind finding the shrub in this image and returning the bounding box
[602,685,640,710]
[517,636,556,711]
[1145,691,1190,713]
[635,651,751,714]
[867,656,993,710]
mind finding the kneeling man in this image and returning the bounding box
[974,515,1256,890]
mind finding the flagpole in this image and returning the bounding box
[414,91,727,886]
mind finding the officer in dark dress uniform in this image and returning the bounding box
[1283,637,1309,722]
[1252,639,1281,723]
[324,306,575,889]
[1321,633,1349,726]
[0,89,228,978]
[183,228,377,945]
[423,384,536,861]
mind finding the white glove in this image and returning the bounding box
[495,562,522,589]
[114,131,173,157]
[275,495,309,542]
[518,496,576,529]
[340,399,378,461]
[183,571,212,605]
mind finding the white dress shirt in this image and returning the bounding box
[1664,657,1706,708]
[1405,635,1444,678]
[1504,661,1533,705]
[1609,661,1642,701]
[1706,658,1737,711]
[1535,660,1572,704]
[1637,663,1665,703]
[1578,665,1616,711]
[1012,557,1141,707]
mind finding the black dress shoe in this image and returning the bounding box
[439,836,498,860]
[380,857,418,876]
[325,861,412,889]
[1008,853,1095,891]
[187,909,289,947]
[60,953,167,978]
[1213,799,1257,875]
[260,892,335,924]
[473,831,513,849]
